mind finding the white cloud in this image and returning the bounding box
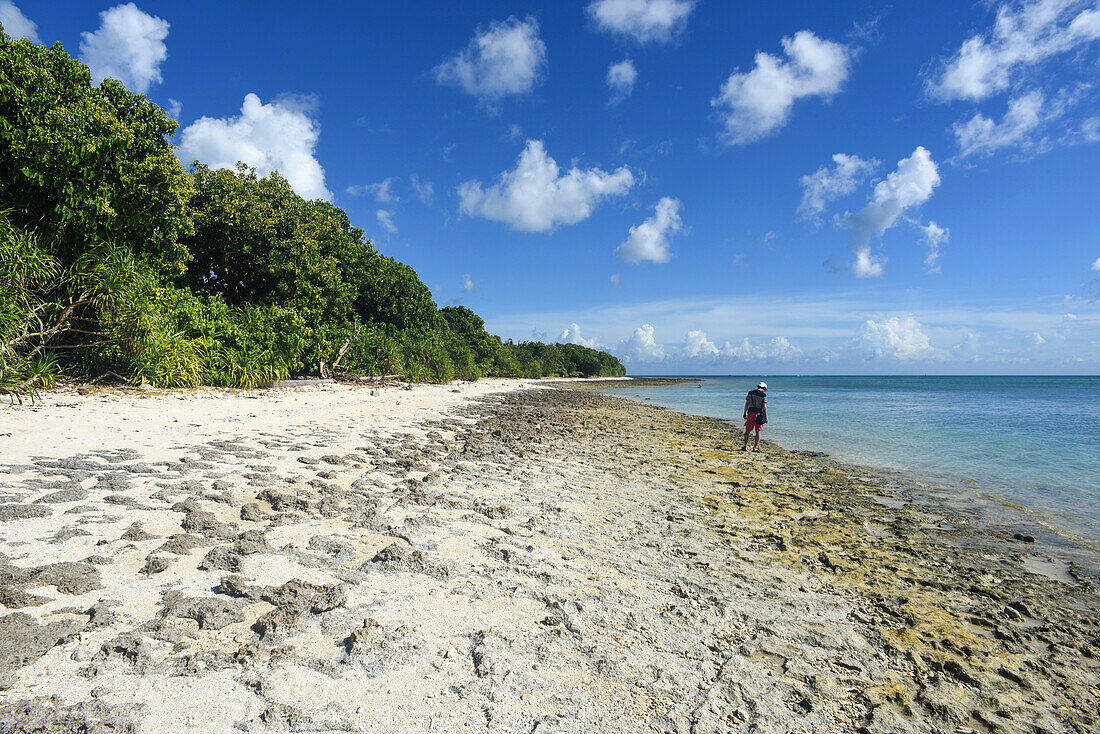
[0,1,39,43]
[410,175,434,204]
[348,178,398,203]
[798,153,878,222]
[952,90,1068,158]
[684,330,719,359]
[457,139,634,232]
[587,0,695,44]
[463,273,475,293]
[754,336,803,359]
[607,59,638,104]
[619,323,665,361]
[920,221,949,273]
[711,30,853,145]
[1028,331,1047,345]
[929,0,1100,102]
[79,3,168,93]
[434,17,547,102]
[376,209,397,234]
[1093,256,1100,272]
[610,273,622,288]
[855,316,935,359]
[615,197,684,264]
[166,98,182,121]
[560,323,602,348]
[840,146,941,277]
[177,93,331,201]
[719,336,802,361]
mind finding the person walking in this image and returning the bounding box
[742,381,768,452]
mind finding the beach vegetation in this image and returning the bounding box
[0,29,625,399]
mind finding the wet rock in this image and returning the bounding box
[0,504,51,522]
[1012,533,1036,543]
[296,457,320,465]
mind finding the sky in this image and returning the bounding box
[5,0,1100,374]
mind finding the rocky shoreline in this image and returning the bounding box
[1,384,1098,732]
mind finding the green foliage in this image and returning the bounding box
[0,31,193,272]
[0,32,626,400]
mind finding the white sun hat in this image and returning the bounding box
[757,381,767,389]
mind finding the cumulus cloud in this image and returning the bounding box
[560,323,602,348]
[463,273,475,293]
[434,17,547,103]
[684,330,719,359]
[587,0,695,44]
[929,0,1100,102]
[376,210,397,234]
[0,1,39,43]
[410,175,434,204]
[920,221,949,273]
[1028,331,1047,345]
[615,197,684,264]
[610,273,622,288]
[79,3,168,93]
[619,323,665,362]
[457,139,634,232]
[839,146,941,277]
[952,90,1068,158]
[798,153,878,222]
[720,336,802,361]
[855,316,935,359]
[607,59,638,104]
[348,178,398,203]
[177,93,331,201]
[711,30,853,145]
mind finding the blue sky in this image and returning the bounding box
[6,0,1100,373]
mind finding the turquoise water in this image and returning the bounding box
[605,376,1100,541]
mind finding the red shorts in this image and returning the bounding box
[746,411,764,431]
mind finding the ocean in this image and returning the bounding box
[602,376,1100,543]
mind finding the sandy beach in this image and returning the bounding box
[1,380,1098,733]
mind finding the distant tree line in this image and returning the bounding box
[0,30,625,399]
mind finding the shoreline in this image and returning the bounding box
[582,377,1100,570]
[1,382,1098,732]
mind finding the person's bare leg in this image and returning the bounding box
[753,429,761,451]
[742,428,750,450]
